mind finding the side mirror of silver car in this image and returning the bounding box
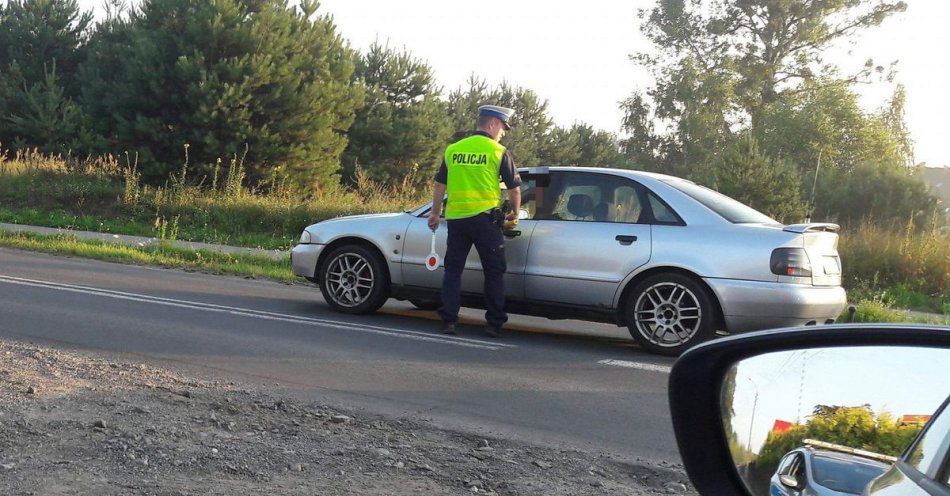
[667,325,950,496]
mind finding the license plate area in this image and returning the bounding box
[822,256,841,275]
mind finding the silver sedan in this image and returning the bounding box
[292,167,847,355]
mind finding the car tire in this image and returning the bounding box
[624,273,718,356]
[318,244,390,315]
[409,299,440,311]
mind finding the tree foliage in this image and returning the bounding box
[447,77,557,167]
[79,0,363,191]
[0,0,91,91]
[622,0,937,226]
[755,405,923,477]
[447,78,626,168]
[0,0,96,153]
[701,134,808,223]
[634,0,906,130]
[341,43,451,189]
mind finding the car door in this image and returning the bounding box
[399,176,542,299]
[524,170,652,307]
[773,452,807,496]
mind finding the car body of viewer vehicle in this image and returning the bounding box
[292,166,847,355]
[770,443,891,495]
[865,394,950,496]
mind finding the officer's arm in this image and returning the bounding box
[430,181,446,218]
[500,150,521,221]
[430,159,448,221]
[506,187,521,219]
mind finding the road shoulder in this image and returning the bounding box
[0,338,694,495]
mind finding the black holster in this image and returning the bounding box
[489,208,504,228]
[490,199,513,228]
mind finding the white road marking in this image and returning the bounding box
[0,274,514,351]
[598,359,672,374]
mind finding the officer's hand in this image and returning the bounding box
[503,212,519,230]
[427,213,440,231]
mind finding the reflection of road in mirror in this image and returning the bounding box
[721,346,949,495]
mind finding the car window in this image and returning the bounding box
[647,192,682,224]
[777,453,797,475]
[811,455,888,494]
[905,397,950,479]
[541,172,647,224]
[614,185,645,223]
[516,178,538,220]
[790,454,805,479]
[663,179,778,224]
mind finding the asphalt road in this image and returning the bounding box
[0,248,681,464]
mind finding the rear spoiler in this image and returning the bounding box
[783,223,840,234]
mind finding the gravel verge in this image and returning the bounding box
[0,339,696,495]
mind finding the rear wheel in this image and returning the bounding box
[318,244,390,314]
[624,273,717,356]
[409,299,440,311]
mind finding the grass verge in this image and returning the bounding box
[0,230,295,283]
[843,300,950,325]
[0,151,425,250]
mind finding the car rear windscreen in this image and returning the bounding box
[663,179,778,224]
[811,455,888,494]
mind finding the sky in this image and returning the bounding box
[729,346,950,455]
[74,0,950,167]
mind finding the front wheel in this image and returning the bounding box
[318,244,390,314]
[624,273,718,356]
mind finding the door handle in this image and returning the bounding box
[615,235,637,245]
[503,230,521,238]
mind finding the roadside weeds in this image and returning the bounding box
[0,229,294,283]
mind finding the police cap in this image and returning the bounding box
[478,105,515,130]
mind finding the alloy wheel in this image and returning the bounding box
[325,252,375,308]
[634,282,703,348]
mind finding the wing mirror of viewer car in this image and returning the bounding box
[667,324,950,496]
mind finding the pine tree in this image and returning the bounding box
[79,0,363,191]
[0,0,96,153]
[341,43,451,189]
[447,77,556,166]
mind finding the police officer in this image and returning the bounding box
[428,105,522,337]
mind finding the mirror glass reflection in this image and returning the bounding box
[721,346,949,495]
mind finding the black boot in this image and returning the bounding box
[483,325,501,338]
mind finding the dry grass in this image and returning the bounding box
[838,221,949,300]
[0,148,427,250]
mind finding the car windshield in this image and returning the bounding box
[663,180,778,224]
[811,455,887,494]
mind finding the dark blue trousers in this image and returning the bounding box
[438,212,508,328]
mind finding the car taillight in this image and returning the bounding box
[770,248,812,277]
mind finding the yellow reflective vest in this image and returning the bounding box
[444,134,505,219]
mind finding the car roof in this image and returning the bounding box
[803,447,891,469]
[517,166,693,185]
